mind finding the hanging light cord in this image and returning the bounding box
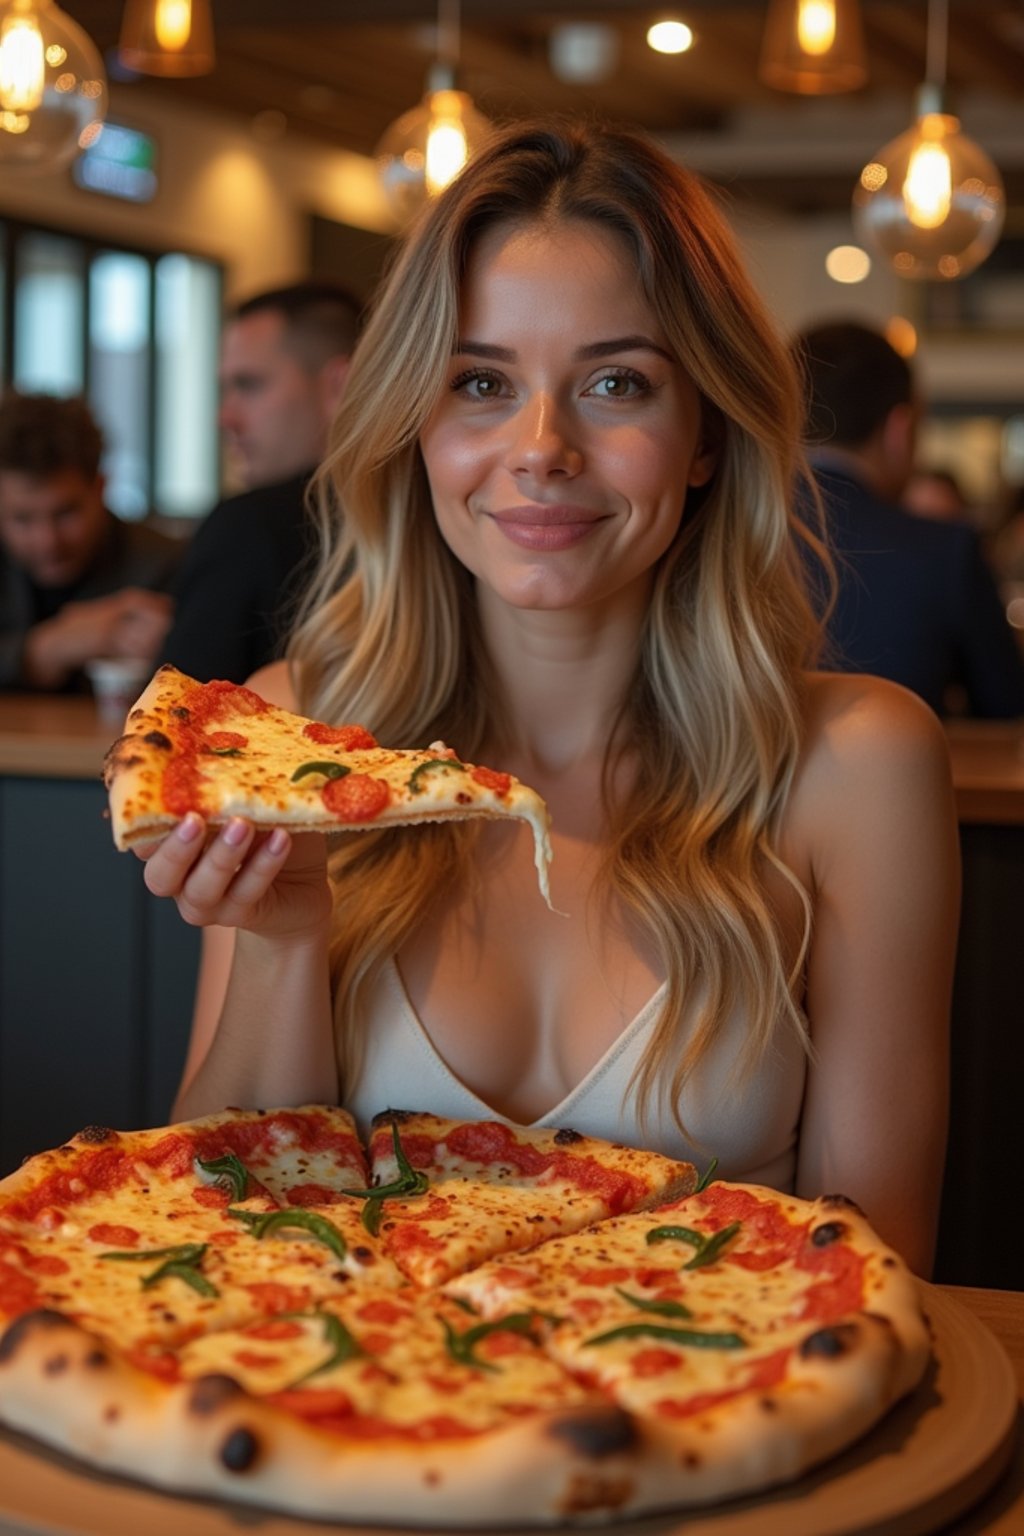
[438,0,461,71]
[924,0,948,88]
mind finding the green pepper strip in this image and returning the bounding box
[100,1242,219,1297]
[682,1221,742,1270]
[204,746,243,756]
[441,1312,542,1374]
[342,1120,429,1234]
[584,1320,746,1349]
[290,760,351,783]
[195,1151,251,1202]
[694,1156,720,1193]
[613,1287,693,1319]
[277,1310,364,1387]
[407,757,467,795]
[645,1219,742,1271]
[226,1207,348,1262]
[645,1225,705,1250]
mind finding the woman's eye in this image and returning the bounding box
[450,369,506,400]
[586,369,650,399]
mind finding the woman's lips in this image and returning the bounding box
[488,505,606,551]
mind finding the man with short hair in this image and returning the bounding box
[0,392,179,692]
[162,281,361,683]
[796,320,1024,718]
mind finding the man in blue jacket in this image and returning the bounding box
[795,320,1024,718]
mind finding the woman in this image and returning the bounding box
[142,121,959,1275]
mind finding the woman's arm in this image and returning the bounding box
[135,661,339,1120]
[793,676,960,1277]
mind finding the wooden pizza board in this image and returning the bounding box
[0,1286,1017,1536]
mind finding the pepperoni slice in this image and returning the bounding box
[303,722,379,750]
[471,765,512,796]
[322,774,391,821]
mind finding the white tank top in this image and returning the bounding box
[344,960,806,1190]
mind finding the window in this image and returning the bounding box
[0,218,221,520]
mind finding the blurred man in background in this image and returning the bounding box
[795,320,1024,718]
[161,280,361,683]
[0,392,179,693]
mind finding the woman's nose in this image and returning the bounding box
[506,394,582,479]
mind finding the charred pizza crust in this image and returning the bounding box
[102,666,553,902]
[0,1108,931,1527]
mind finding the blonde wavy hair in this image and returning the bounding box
[289,118,829,1129]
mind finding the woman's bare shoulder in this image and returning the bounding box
[791,671,954,828]
[246,660,299,712]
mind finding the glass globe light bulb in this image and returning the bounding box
[0,0,106,171]
[377,82,491,224]
[853,101,1005,281]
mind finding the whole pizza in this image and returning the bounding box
[0,1106,929,1526]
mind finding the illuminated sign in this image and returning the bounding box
[72,122,158,204]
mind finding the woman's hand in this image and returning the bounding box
[135,815,333,941]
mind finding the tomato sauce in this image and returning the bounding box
[656,1347,791,1419]
[0,1257,41,1316]
[87,1223,139,1247]
[303,722,378,750]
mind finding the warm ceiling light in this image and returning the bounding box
[0,0,106,169]
[824,244,871,283]
[646,20,694,55]
[759,0,866,94]
[377,0,490,223]
[852,0,1005,281]
[119,0,215,78]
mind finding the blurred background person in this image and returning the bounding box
[0,392,179,694]
[903,466,971,524]
[161,281,361,683]
[795,320,1024,719]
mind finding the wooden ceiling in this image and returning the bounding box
[62,1,1024,211]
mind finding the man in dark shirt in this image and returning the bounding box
[795,320,1024,718]
[161,281,361,683]
[0,393,180,692]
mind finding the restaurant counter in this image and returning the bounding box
[0,697,1021,1289]
[0,694,199,1179]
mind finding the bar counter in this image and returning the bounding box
[0,695,1022,1289]
[0,693,116,778]
[2,694,1021,817]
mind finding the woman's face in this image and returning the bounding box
[418,217,717,618]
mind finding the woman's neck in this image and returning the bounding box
[477,585,648,778]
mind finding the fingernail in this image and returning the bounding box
[177,814,202,843]
[222,818,249,847]
[267,828,290,856]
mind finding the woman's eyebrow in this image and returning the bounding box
[452,336,675,363]
[576,336,675,363]
[453,340,515,360]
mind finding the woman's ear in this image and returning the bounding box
[687,405,723,488]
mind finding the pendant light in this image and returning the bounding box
[0,0,106,170]
[852,0,1004,280]
[759,0,867,94]
[377,0,491,224]
[119,0,215,78]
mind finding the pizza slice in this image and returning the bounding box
[444,1181,931,1509]
[0,1108,402,1364]
[356,1110,698,1288]
[102,665,553,903]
